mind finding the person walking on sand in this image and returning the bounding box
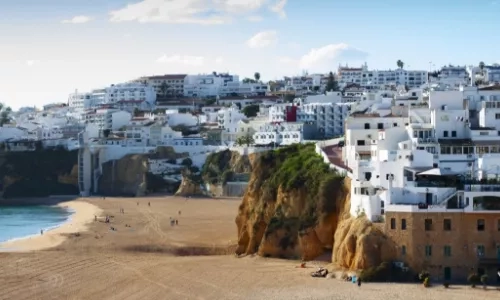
[175,219,178,225]
[148,202,150,207]
[357,277,362,287]
[94,215,97,222]
[40,229,44,235]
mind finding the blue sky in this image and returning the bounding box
[0,0,499,109]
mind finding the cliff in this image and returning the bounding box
[175,168,206,197]
[235,143,396,270]
[201,149,252,185]
[0,149,79,198]
[98,146,187,196]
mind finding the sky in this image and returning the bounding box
[0,0,499,110]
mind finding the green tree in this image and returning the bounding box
[181,157,193,167]
[236,134,254,146]
[205,98,217,106]
[397,59,404,69]
[242,104,259,118]
[159,81,169,97]
[254,72,261,82]
[0,102,12,126]
[242,78,256,84]
[325,72,339,92]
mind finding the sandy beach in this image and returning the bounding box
[0,201,102,252]
[0,196,498,300]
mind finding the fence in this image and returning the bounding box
[314,140,352,178]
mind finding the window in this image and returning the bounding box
[451,131,457,137]
[495,113,500,119]
[401,219,407,230]
[401,245,406,256]
[377,123,384,129]
[444,245,452,257]
[443,219,452,231]
[477,219,485,231]
[357,140,365,146]
[443,131,449,137]
[393,123,397,127]
[425,245,432,257]
[477,245,485,257]
[425,219,433,231]
[364,123,370,129]
[390,218,396,229]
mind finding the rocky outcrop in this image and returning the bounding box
[98,154,149,197]
[202,150,252,185]
[98,146,188,196]
[175,171,206,197]
[0,149,79,198]
[235,144,396,270]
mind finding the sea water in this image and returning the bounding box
[0,206,73,243]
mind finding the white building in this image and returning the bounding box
[253,122,316,145]
[217,104,246,133]
[483,65,500,84]
[105,83,156,106]
[339,85,500,221]
[83,108,132,132]
[337,63,428,89]
[432,65,469,87]
[133,74,186,98]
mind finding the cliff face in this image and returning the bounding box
[201,150,252,185]
[0,149,79,198]
[98,154,149,197]
[235,144,396,270]
[98,146,187,196]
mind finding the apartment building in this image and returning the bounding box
[252,121,316,145]
[83,108,132,131]
[340,85,500,282]
[105,83,156,105]
[337,63,428,89]
[432,65,469,87]
[133,74,187,97]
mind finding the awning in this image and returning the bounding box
[417,168,457,176]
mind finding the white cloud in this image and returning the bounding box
[215,56,224,64]
[278,56,295,65]
[25,60,38,67]
[109,0,270,24]
[246,30,278,48]
[156,54,205,66]
[61,16,92,24]
[269,0,287,19]
[298,43,368,70]
[247,15,263,22]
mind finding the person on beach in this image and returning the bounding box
[178,210,181,215]
[40,229,44,235]
[94,215,97,222]
[148,202,150,207]
[137,202,139,206]
[175,219,178,225]
[357,277,362,287]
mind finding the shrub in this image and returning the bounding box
[423,277,430,287]
[468,273,479,287]
[480,274,488,287]
[418,271,430,282]
[181,158,193,167]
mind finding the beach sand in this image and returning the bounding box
[0,196,498,300]
[0,201,102,252]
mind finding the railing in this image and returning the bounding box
[437,189,457,206]
[465,184,500,192]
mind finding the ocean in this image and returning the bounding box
[0,205,74,243]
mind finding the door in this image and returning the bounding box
[426,193,433,205]
[444,267,451,281]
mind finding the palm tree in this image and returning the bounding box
[397,60,404,69]
[479,61,485,75]
[254,72,261,82]
[0,102,12,126]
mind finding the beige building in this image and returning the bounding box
[384,211,500,282]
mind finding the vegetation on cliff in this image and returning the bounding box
[201,149,251,185]
[255,143,345,232]
[0,148,78,198]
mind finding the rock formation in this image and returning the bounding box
[235,144,396,270]
[98,146,188,196]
